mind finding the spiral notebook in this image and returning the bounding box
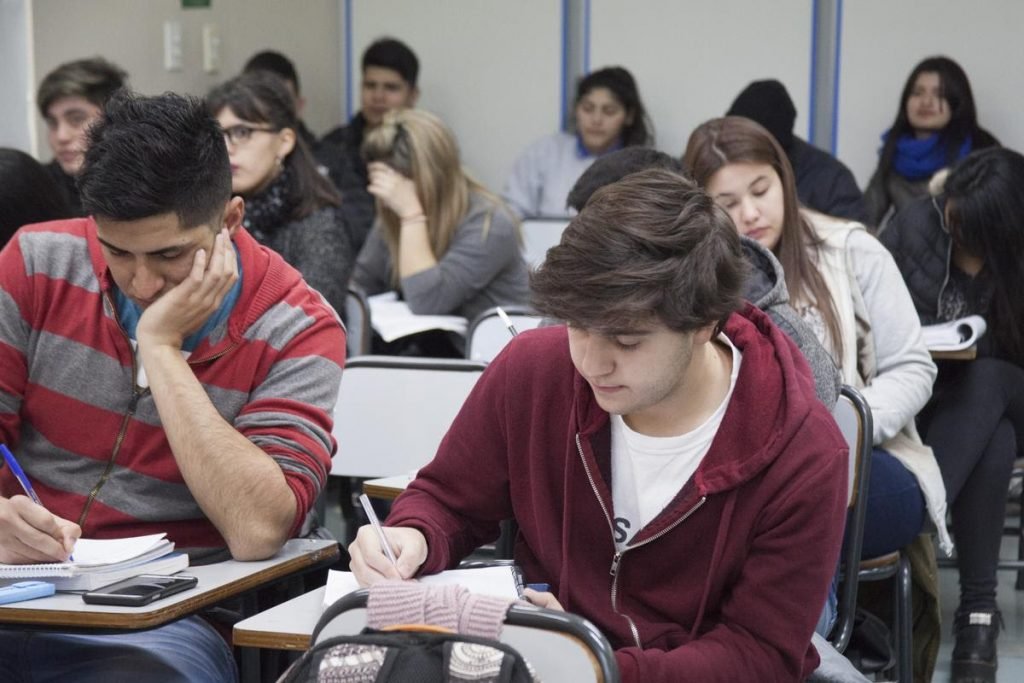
[0,533,187,591]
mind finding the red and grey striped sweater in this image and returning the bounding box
[0,218,345,559]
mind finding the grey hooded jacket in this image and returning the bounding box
[741,236,841,407]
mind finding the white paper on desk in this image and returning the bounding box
[70,534,170,567]
[322,566,521,610]
[921,315,987,352]
[367,292,468,343]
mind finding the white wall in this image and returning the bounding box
[837,0,1024,186]
[348,0,562,193]
[0,0,35,152]
[589,0,813,159]
[30,0,342,160]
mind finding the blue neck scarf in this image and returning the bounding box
[886,130,972,181]
[575,134,624,159]
[115,244,243,353]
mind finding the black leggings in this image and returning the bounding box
[921,357,1024,613]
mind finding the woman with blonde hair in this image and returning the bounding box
[352,109,529,328]
[684,116,947,640]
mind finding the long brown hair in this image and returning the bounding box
[362,109,518,286]
[683,116,843,357]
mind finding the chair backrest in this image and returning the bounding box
[329,356,487,478]
[343,287,372,358]
[317,589,620,683]
[465,306,546,363]
[520,218,570,270]
[829,385,874,652]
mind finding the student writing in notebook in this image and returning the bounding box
[350,169,848,682]
[0,91,344,682]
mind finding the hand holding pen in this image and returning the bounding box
[349,494,428,584]
[0,444,80,564]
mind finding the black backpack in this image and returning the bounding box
[277,591,538,683]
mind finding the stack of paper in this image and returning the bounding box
[367,292,468,342]
[323,566,522,610]
[0,533,188,591]
[921,315,987,352]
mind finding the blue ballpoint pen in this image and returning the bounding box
[0,443,74,561]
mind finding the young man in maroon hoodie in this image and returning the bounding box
[350,169,848,682]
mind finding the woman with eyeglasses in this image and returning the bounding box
[352,109,529,333]
[206,72,353,316]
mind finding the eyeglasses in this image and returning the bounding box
[221,124,280,146]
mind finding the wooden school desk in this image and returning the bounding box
[930,346,977,361]
[361,473,412,501]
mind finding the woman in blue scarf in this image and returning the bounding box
[864,56,997,231]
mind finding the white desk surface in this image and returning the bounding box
[0,538,339,630]
[234,585,329,650]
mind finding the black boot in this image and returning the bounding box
[951,610,1001,683]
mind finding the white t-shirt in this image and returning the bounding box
[610,336,742,550]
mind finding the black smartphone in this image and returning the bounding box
[82,574,198,606]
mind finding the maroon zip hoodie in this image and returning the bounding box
[386,304,848,682]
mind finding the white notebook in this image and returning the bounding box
[0,533,174,578]
[323,566,522,610]
[921,315,987,352]
[367,292,468,342]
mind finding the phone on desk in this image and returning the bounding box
[82,574,198,606]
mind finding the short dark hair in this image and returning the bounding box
[206,71,340,220]
[0,148,71,244]
[37,57,127,117]
[566,147,682,212]
[78,90,232,227]
[244,50,300,94]
[575,66,652,147]
[362,38,419,87]
[532,169,744,333]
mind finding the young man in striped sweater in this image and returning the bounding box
[0,91,345,681]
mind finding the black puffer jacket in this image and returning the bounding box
[878,194,950,324]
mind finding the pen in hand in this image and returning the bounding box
[0,443,75,561]
[359,493,400,573]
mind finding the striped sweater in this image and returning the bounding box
[0,218,345,559]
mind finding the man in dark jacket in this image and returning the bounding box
[349,169,848,682]
[320,38,420,253]
[727,79,868,223]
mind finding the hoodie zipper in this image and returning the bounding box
[576,432,708,648]
[77,295,238,529]
[78,295,146,528]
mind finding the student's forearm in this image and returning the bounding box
[139,344,296,560]
[397,217,437,278]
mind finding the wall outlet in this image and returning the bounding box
[163,20,183,71]
[202,23,221,73]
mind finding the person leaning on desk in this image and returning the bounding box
[349,169,848,683]
[0,91,344,682]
